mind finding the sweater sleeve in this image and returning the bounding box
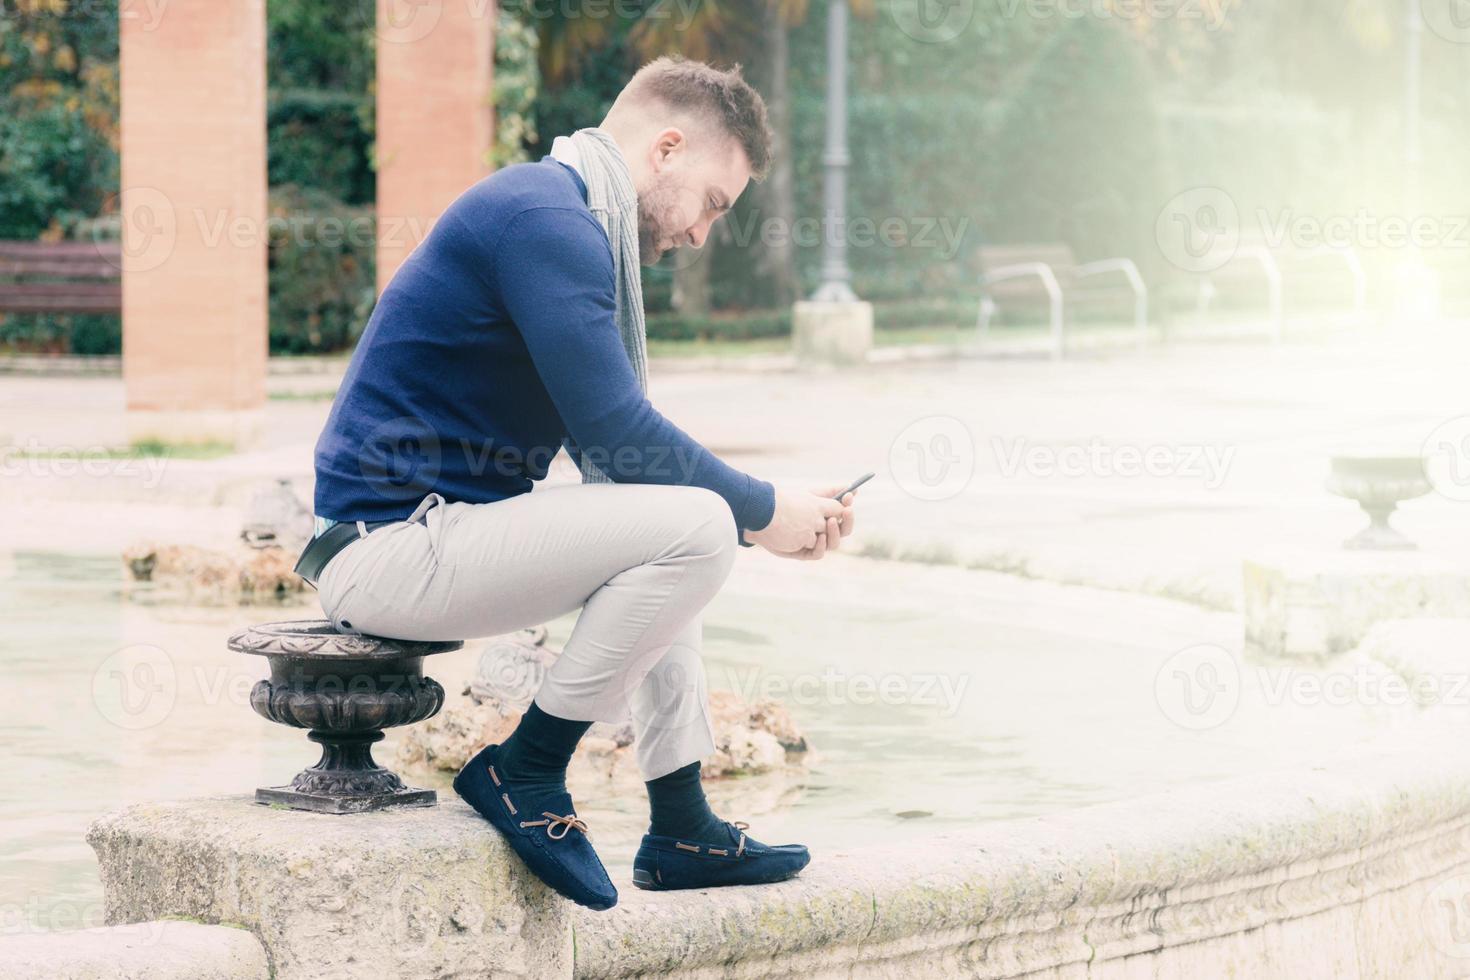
[494,206,776,536]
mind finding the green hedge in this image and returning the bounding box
[268,89,375,206]
[646,309,792,342]
[0,312,119,355]
[643,298,983,344]
[267,185,376,354]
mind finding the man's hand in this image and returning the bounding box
[744,485,858,560]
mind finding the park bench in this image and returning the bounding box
[0,240,122,315]
[1168,241,1367,342]
[976,243,1148,359]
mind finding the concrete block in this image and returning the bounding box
[793,300,873,367]
[1244,549,1470,660]
[0,920,268,980]
[86,795,571,980]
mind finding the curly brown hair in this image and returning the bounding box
[616,55,774,180]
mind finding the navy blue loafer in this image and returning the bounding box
[631,820,811,891]
[452,743,618,911]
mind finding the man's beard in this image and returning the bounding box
[636,172,683,267]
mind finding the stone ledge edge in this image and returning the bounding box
[571,743,1470,977]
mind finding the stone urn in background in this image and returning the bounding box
[1327,454,1432,551]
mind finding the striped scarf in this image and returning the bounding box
[549,128,649,485]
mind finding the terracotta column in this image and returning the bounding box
[119,0,268,448]
[375,0,496,293]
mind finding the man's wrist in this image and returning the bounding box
[741,477,776,537]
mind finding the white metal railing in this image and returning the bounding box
[1299,245,1368,315]
[979,262,1065,360]
[1223,246,1284,343]
[1073,258,1149,352]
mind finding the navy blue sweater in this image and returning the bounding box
[312,156,777,539]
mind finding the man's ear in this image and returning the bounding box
[649,126,687,174]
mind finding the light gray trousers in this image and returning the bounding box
[314,483,737,781]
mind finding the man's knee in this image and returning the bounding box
[666,486,738,577]
[687,486,738,549]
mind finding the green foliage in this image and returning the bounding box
[266,184,376,354]
[643,297,980,344]
[493,8,541,168]
[988,16,1165,277]
[268,89,376,206]
[526,22,633,154]
[0,1,121,352]
[0,311,114,354]
[267,1,375,205]
[0,0,120,239]
[10,0,1470,354]
[646,309,792,342]
[266,0,374,93]
[0,98,111,238]
[263,1,379,352]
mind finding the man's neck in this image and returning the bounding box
[595,120,647,193]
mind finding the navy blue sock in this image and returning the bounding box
[646,761,727,842]
[495,700,592,797]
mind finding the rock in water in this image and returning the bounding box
[122,542,308,605]
[241,478,314,552]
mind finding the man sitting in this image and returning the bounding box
[299,56,858,911]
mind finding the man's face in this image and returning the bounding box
[636,127,750,267]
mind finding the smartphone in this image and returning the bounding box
[832,472,874,501]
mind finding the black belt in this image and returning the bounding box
[293,515,426,588]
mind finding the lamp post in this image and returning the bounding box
[792,0,873,366]
[1395,0,1439,319]
[812,0,857,303]
[1405,0,1422,220]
